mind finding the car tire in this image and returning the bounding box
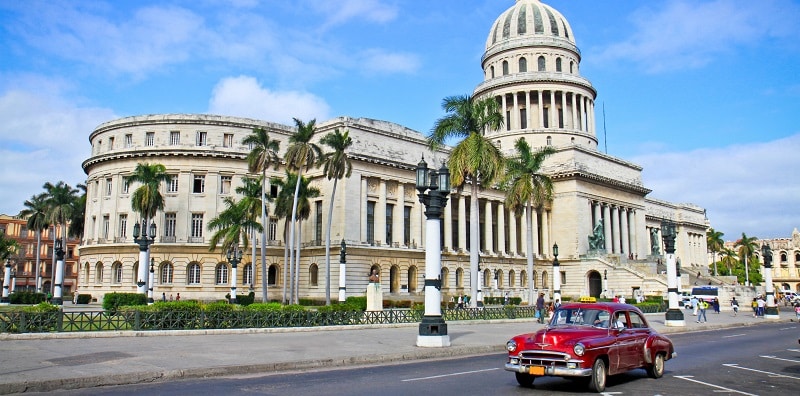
[588,358,607,393]
[515,372,535,387]
[646,352,665,379]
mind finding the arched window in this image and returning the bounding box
[532,270,538,288]
[456,268,464,288]
[509,270,516,287]
[796,252,800,262]
[243,263,253,287]
[781,252,787,262]
[441,267,449,290]
[132,262,139,285]
[542,271,548,288]
[112,262,123,284]
[490,65,495,78]
[408,266,418,292]
[309,263,319,286]
[521,270,527,287]
[519,57,527,72]
[537,56,546,71]
[268,264,278,286]
[188,263,201,284]
[83,262,90,284]
[215,263,228,285]
[483,269,491,288]
[160,262,174,284]
[570,61,574,73]
[502,60,509,76]
[95,262,104,283]
[556,57,562,72]
[497,270,504,288]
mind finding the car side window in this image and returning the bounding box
[612,311,627,329]
[629,312,646,329]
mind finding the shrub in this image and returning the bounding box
[102,293,148,313]
[9,291,47,304]
[21,301,60,313]
[243,302,283,312]
[345,296,367,311]
[76,294,92,304]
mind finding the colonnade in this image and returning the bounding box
[589,200,641,257]
[493,89,595,134]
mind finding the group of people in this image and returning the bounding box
[535,293,561,323]
[454,294,470,309]
[690,296,721,323]
[751,295,766,317]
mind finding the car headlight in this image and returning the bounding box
[506,340,517,352]
[573,342,585,356]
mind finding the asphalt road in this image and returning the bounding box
[28,321,800,396]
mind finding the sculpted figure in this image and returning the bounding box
[588,219,605,250]
[369,269,380,283]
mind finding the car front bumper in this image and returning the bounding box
[504,362,593,377]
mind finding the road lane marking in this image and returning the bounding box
[778,327,796,331]
[402,368,500,382]
[723,363,800,380]
[760,355,800,364]
[788,349,800,352]
[674,375,757,396]
[722,333,746,338]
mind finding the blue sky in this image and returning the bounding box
[1,0,798,241]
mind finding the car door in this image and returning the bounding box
[611,311,639,372]
[626,311,650,369]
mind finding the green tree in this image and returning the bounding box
[319,128,353,305]
[706,228,724,276]
[719,247,738,275]
[125,163,169,292]
[43,181,79,297]
[428,94,504,306]
[236,176,267,291]
[271,171,320,304]
[207,197,261,253]
[503,138,555,304]
[18,193,50,292]
[0,230,20,262]
[734,233,759,286]
[69,183,87,240]
[243,127,281,303]
[283,118,323,304]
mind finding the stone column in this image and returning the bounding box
[458,195,467,252]
[549,91,556,129]
[443,189,453,251]
[560,91,567,129]
[541,210,550,257]
[497,203,506,255]
[532,209,540,257]
[484,200,493,253]
[537,90,544,129]
[571,93,578,131]
[360,177,368,243]
[525,91,532,130]
[603,205,612,254]
[621,208,629,256]
[509,207,518,255]
[612,206,621,254]
[396,182,405,247]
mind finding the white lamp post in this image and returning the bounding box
[227,245,242,304]
[762,243,779,319]
[133,221,156,295]
[338,240,347,302]
[662,220,684,326]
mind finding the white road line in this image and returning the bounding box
[760,355,800,364]
[778,327,796,331]
[401,368,500,382]
[723,363,800,380]
[788,349,800,352]
[674,375,758,396]
[722,333,747,338]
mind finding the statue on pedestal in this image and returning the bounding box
[588,219,605,250]
[650,228,661,255]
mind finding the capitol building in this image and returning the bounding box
[77,0,709,304]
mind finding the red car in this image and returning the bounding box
[505,302,676,392]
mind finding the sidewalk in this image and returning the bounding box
[0,308,776,394]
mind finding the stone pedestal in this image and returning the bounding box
[367,282,383,311]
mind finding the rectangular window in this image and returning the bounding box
[170,131,180,145]
[404,206,411,246]
[385,203,394,245]
[189,264,201,284]
[543,107,550,128]
[223,133,234,148]
[193,175,205,194]
[119,214,127,239]
[520,108,527,129]
[315,201,323,243]
[121,178,129,194]
[366,201,375,245]
[161,264,173,284]
[506,110,511,131]
[219,175,232,194]
[167,175,179,193]
[164,213,176,238]
[108,137,115,150]
[95,180,100,197]
[124,134,133,148]
[191,213,204,238]
[268,217,278,241]
[145,132,154,146]
[196,131,207,146]
[102,215,110,240]
[105,178,112,196]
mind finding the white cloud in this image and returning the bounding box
[595,0,800,73]
[359,49,420,74]
[208,76,331,124]
[631,133,800,240]
[0,88,114,215]
[309,0,398,29]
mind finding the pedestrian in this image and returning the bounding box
[751,298,757,316]
[457,295,463,309]
[691,296,698,316]
[176,293,181,301]
[73,290,79,304]
[696,298,708,323]
[554,299,561,310]
[536,293,546,324]
[162,292,166,302]
[795,302,800,321]
[619,295,626,304]
[731,297,739,316]
[612,295,619,303]
[713,298,720,314]
[756,296,765,317]
[504,292,509,306]
[169,293,174,301]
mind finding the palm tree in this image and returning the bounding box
[43,181,79,298]
[706,228,724,276]
[207,197,261,253]
[243,127,281,303]
[271,171,320,304]
[503,138,555,304]
[734,232,759,286]
[428,94,504,307]
[69,183,87,241]
[126,163,169,292]
[0,231,20,290]
[319,128,353,305]
[236,176,266,292]
[720,247,738,275]
[18,193,50,292]
[284,118,323,304]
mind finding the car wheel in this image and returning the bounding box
[646,352,665,378]
[515,372,535,387]
[588,358,607,393]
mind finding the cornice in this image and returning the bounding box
[82,147,249,174]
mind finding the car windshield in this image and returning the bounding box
[549,308,610,328]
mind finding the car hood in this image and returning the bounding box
[516,326,608,349]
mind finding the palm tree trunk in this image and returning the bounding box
[324,178,339,305]
[50,225,56,294]
[250,226,257,296]
[295,221,302,304]
[260,170,268,303]
[526,201,534,304]
[282,220,289,304]
[288,168,303,304]
[35,230,42,292]
[469,182,480,307]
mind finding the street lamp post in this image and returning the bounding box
[662,220,684,326]
[133,221,156,295]
[762,243,779,319]
[1,259,11,304]
[415,156,451,348]
[338,239,347,302]
[227,245,242,304]
[602,269,608,299]
[552,243,561,304]
[147,258,155,304]
[52,239,66,305]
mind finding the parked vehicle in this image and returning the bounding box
[505,302,676,393]
[680,292,692,309]
[690,286,718,302]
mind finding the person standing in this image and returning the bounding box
[457,295,463,309]
[176,293,181,301]
[536,293,546,324]
[696,298,708,323]
[691,296,699,316]
[713,298,720,314]
[756,296,765,317]
[731,297,739,316]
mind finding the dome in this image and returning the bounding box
[486,0,576,52]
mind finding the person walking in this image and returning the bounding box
[756,296,765,317]
[712,298,720,314]
[691,296,699,316]
[536,293,546,324]
[696,298,708,323]
[731,297,739,316]
[794,302,800,321]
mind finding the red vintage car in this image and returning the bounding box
[505,302,676,392]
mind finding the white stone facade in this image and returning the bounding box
[77,0,710,304]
